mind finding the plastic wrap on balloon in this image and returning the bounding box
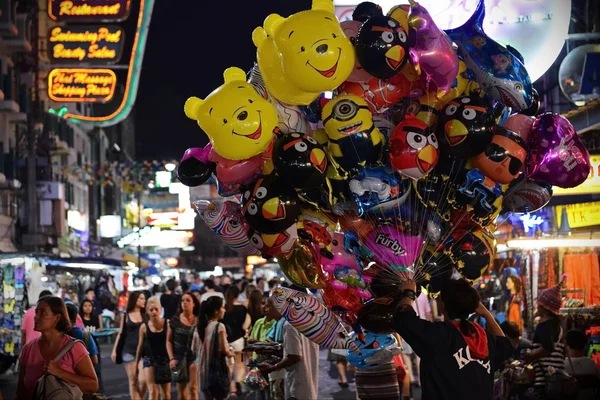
[372,113,396,140]
[248,225,298,257]
[252,1,355,105]
[341,20,374,83]
[472,126,527,185]
[503,113,534,143]
[322,94,386,173]
[270,287,352,349]
[273,132,328,189]
[208,149,264,197]
[323,231,372,299]
[184,67,279,161]
[407,0,459,98]
[527,113,591,188]
[502,175,553,214]
[297,208,336,253]
[437,94,496,159]
[338,75,416,114]
[177,146,215,187]
[445,0,533,111]
[247,65,311,134]
[357,297,398,334]
[346,331,401,369]
[242,175,300,234]
[446,226,495,282]
[365,226,423,274]
[194,200,260,256]
[348,166,411,218]
[390,116,439,180]
[355,12,410,80]
[277,240,327,289]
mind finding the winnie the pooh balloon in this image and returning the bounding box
[184,67,279,161]
[252,0,355,105]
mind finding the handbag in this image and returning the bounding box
[171,320,194,383]
[33,339,84,400]
[544,327,579,400]
[114,313,128,365]
[206,323,231,398]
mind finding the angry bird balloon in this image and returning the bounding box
[407,0,459,98]
[437,95,496,159]
[273,132,328,189]
[184,67,279,161]
[242,175,300,234]
[256,0,354,105]
[390,116,439,180]
[356,14,410,80]
[341,20,374,83]
[445,0,533,110]
[248,225,298,257]
[322,94,385,173]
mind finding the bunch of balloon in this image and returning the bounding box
[176,0,591,359]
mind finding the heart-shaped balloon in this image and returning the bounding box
[502,175,553,213]
[527,113,591,188]
[177,145,214,187]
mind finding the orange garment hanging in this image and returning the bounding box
[564,253,600,306]
[507,294,523,333]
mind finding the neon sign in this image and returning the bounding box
[48,0,131,22]
[48,26,124,64]
[520,214,544,233]
[48,68,117,103]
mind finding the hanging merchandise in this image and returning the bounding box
[564,252,600,306]
[0,261,27,359]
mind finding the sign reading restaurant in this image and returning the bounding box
[48,68,117,103]
[48,0,131,22]
[48,26,124,64]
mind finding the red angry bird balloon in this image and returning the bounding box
[390,116,439,180]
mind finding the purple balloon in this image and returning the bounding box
[527,113,591,188]
[408,1,459,96]
[364,226,423,273]
[181,144,212,164]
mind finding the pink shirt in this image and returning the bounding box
[21,308,40,344]
[413,294,432,320]
[20,335,89,391]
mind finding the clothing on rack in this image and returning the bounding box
[564,253,600,306]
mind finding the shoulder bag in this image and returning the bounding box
[545,327,579,400]
[171,320,194,383]
[33,339,84,400]
[205,322,231,398]
[114,312,128,365]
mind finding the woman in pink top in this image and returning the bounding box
[15,296,98,399]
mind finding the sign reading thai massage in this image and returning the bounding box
[48,26,124,64]
[48,0,131,22]
[48,68,117,103]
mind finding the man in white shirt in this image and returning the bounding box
[200,279,224,303]
[259,301,319,399]
[565,329,600,400]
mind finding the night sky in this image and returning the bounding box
[135,0,312,160]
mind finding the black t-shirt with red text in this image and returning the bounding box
[393,308,511,400]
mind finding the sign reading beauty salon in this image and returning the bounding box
[334,0,572,82]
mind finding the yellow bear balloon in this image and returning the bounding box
[184,67,279,161]
[252,0,355,105]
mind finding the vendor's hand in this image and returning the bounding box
[257,363,274,374]
[110,351,117,363]
[169,359,177,369]
[45,360,62,377]
[400,279,416,292]
[474,302,489,316]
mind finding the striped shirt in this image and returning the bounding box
[532,319,565,386]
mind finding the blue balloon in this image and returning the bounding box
[445,0,533,111]
[346,331,401,369]
[348,166,411,218]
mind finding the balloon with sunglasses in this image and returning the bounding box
[471,126,527,184]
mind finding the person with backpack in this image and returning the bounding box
[15,296,98,399]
